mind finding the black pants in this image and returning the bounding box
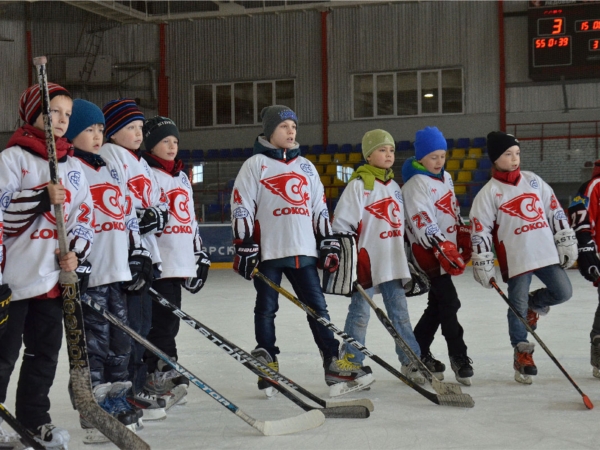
[0,298,63,431]
[413,274,468,357]
[126,284,152,394]
[144,278,181,373]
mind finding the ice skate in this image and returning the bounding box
[401,362,426,385]
[514,342,537,385]
[162,385,188,410]
[127,389,167,421]
[325,354,375,397]
[421,351,446,381]
[449,354,473,386]
[250,348,279,399]
[0,415,20,448]
[591,335,600,379]
[34,423,70,450]
[147,364,188,408]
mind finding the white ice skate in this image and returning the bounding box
[163,385,188,409]
[34,424,70,450]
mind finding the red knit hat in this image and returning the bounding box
[19,83,71,125]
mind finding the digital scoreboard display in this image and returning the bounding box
[528,2,600,80]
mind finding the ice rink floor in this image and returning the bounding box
[5,267,600,449]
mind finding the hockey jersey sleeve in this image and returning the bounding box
[403,180,448,249]
[64,163,94,263]
[569,180,598,237]
[469,187,496,255]
[0,209,4,284]
[331,179,363,235]
[309,167,333,241]
[539,176,571,234]
[231,159,260,243]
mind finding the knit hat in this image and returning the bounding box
[260,105,298,140]
[414,126,447,160]
[19,83,71,125]
[65,99,105,141]
[102,98,145,140]
[362,129,395,160]
[487,131,519,162]
[143,116,180,152]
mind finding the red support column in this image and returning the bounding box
[498,1,506,132]
[158,23,169,117]
[321,10,329,147]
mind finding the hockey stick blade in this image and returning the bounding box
[147,288,371,419]
[33,56,150,450]
[254,270,474,408]
[81,295,325,435]
[355,284,468,397]
[491,279,593,410]
[0,403,43,449]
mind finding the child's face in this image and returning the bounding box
[494,145,520,172]
[419,149,446,174]
[269,119,297,150]
[367,145,395,170]
[151,135,179,161]
[33,95,72,138]
[110,120,144,150]
[72,124,105,154]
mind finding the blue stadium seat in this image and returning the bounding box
[456,138,470,149]
[473,170,490,182]
[355,143,362,154]
[218,148,231,159]
[299,145,309,156]
[231,148,244,158]
[472,137,486,148]
[325,144,338,154]
[396,140,411,151]
[478,159,493,170]
[191,149,204,161]
[312,144,324,155]
[225,179,235,190]
[445,138,455,149]
[340,144,353,154]
[243,147,253,158]
[178,149,191,161]
[457,194,470,208]
[470,183,484,198]
[206,149,219,159]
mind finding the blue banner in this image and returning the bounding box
[199,224,235,262]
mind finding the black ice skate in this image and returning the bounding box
[251,348,279,399]
[591,335,600,379]
[421,351,446,381]
[449,354,473,386]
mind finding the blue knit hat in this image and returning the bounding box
[414,126,447,160]
[102,98,145,140]
[65,99,105,141]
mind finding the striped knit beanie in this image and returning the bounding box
[19,83,71,125]
[102,98,145,140]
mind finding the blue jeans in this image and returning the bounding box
[253,263,339,362]
[343,279,420,366]
[506,264,572,347]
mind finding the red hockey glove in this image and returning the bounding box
[456,225,472,263]
[433,241,466,276]
[318,237,341,273]
[233,239,259,280]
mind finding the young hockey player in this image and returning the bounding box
[332,129,420,387]
[230,105,370,397]
[100,98,168,419]
[66,99,152,441]
[0,83,94,448]
[141,116,210,404]
[402,126,474,385]
[470,131,576,384]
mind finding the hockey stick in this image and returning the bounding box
[490,279,593,410]
[80,295,325,435]
[254,270,474,408]
[33,56,150,450]
[0,403,43,450]
[354,283,471,399]
[147,288,372,418]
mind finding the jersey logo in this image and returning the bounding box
[434,191,456,219]
[499,193,543,222]
[260,172,309,206]
[127,174,152,209]
[21,169,29,178]
[233,188,243,205]
[90,182,124,220]
[365,197,402,229]
[550,194,559,210]
[471,216,484,233]
[166,187,191,224]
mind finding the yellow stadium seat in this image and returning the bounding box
[457,171,472,183]
[445,160,460,171]
[325,164,338,175]
[305,154,317,163]
[468,147,482,159]
[333,153,347,163]
[318,154,333,163]
[333,177,346,186]
[313,164,324,174]
[454,185,467,195]
[326,187,339,198]
[320,175,332,186]
[348,153,363,164]
[462,159,478,170]
[451,149,466,159]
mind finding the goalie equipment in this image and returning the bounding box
[554,229,578,269]
[182,251,210,294]
[318,237,341,273]
[322,234,356,296]
[404,262,430,297]
[137,206,168,236]
[123,248,153,293]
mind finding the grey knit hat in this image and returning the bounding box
[260,105,298,140]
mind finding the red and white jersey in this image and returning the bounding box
[332,177,410,289]
[100,143,163,264]
[469,170,568,280]
[150,166,200,279]
[231,153,332,261]
[402,171,462,277]
[0,209,4,285]
[0,146,94,300]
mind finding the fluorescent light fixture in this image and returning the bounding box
[424,93,434,98]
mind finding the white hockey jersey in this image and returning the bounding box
[0,209,4,285]
[100,143,164,265]
[332,176,410,289]
[0,146,94,300]
[469,170,568,280]
[231,141,332,261]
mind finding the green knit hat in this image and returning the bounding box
[362,129,395,160]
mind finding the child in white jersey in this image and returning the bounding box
[470,131,576,384]
[333,129,421,387]
[0,211,9,337]
[402,126,473,385]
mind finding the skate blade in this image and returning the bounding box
[329,374,375,398]
[432,372,444,381]
[140,407,167,421]
[593,367,600,379]
[165,385,188,410]
[263,386,278,399]
[454,375,472,386]
[514,371,533,385]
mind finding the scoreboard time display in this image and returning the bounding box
[529,2,600,81]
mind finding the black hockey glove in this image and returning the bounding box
[138,206,169,236]
[0,284,11,332]
[404,262,431,297]
[233,239,259,280]
[182,251,211,294]
[123,248,153,293]
[577,235,600,284]
[75,260,92,295]
[318,237,341,273]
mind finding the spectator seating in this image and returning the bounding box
[446,160,461,172]
[348,153,363,164]
[478,158,493,170]
[472,137,486,148]
[231,148,244,158]
[468,147,483,159]
[218,148,231,159]
[451,148,466,159]
[191,149,204,161]
[243,147,253,158]
[445,138,455,149]
[312,144,324,155]
[456,137,470,149]
[462,159,478,170]
[299,145,309,155]
[206,149,219,159]
[333,153,347,163]
[325,144,338,154]
[318,154,333,164]
[340,143,353,154]
[457,171,472,183]
[179,149,191,161]
[306,154,317,163]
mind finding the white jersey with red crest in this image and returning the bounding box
[100,143,164,264]
[0,146,94,300]
[469,170,568,280]
[0,209,4,285]
[231,153,332,261]
[332,177,410,289]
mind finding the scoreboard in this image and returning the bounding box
[528,2,600,81]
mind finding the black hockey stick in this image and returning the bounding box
[0,403,43,450]
[80,295,325,435]
[148,288,372,418]
[254,270,474,408]
[490,279,593,410]
[33,56,150,450]
[354,283,473,402]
